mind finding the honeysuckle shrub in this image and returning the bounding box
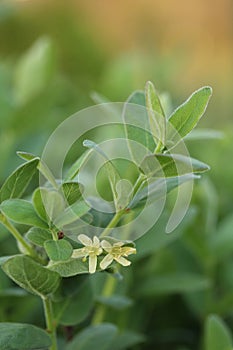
[0,80,220,350]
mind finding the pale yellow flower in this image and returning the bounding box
[72,234,103,274]
[100,240,136,270]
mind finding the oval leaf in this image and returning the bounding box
[0,322,52,350]
[61,181,83,205]
[0,199,48,228]
[168,86,212,146]
[26,227,52,247]
[0,158,39,203]
[44,239,73,261]
[2,255,60,297]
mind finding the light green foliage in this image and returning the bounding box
[205,315,233,350]
[0,80,214,350]
[14,37,56,105]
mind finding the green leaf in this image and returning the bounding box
[115,179,133,210]
[54,279,94,326]
[140,153,210,178]
[129,174,198,208]
[110,331,145,350]
[96,295,133,310]
[123,90,156,163]
[205,315,232,350]
[0,199,48,228]
[83,140,121,210]
[26,227,52,247]
[53,200,90,228]
[168,86,212,147]
[37,161,58,189]
[210,214,233,259]
[0,158,39,203]
[0,322,52,350]
[61,182,83,205]
[17,151,37,161]
[2,255,60,297]
[14,37,56,104]
[138,273,210,296]
[48,258,90,277]
[33,188,65,223]
[184,128,224,141]
[66,323,118,350]
[64,150,91,181]
[44,240,73,261]
[145,81,166,146]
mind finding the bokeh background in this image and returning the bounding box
[1,1,233,349]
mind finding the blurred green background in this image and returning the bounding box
[1,1,233,349]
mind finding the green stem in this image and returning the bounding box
[42,297,58,350]
[92,274,117,325]
[100,210,124,238]
[0,214,35,257]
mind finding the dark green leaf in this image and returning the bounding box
[138,273,210,296]
[0,158,39,203]
[2,255,60,297]
[140,153,210,178]
[0,322,52,350]
[205,315,232,350]
[61,182,83,205]
[0,199,48,228]
[168,86,212,147]
[96,295,133,310]
[54,279,93,326]
[110,331,145,350]
[44,240,73,261]
[26,227,52,247]
[66,323,118,350]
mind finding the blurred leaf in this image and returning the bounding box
[0,322,52,350]
[205,315,232,350]
[168,86,212,147]
[61,182,83,205]
[66,323,118,350]
[53,200,90,228]
[0,199,48,228]
[96,295,133,310]
[140,153,209,178]
[2,255,60,297]
[184,128,224,141]
[84,139,121,209]
[54,279,93,326]
[44,239,73,261]
[138,273,210,296]
[209,214,233,259]
[110,330,145,350]
[14,37,56,105]
[0,158,39,203]
[26,227,52,247]
[145,81,166,146]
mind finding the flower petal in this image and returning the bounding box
[115,256,131,266]
[78,234,92,246]
[89,254,97,274]
[101,240,112,251]
[122,247,136,256]
[71,248,85,258]
[93,236,100,247]
[100,254,114,270]
[113,241,124,247]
